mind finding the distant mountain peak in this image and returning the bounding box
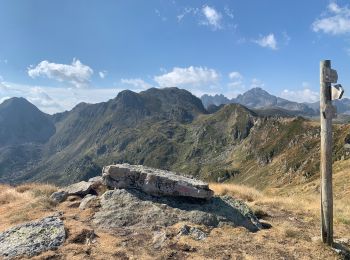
[201,87,317,116]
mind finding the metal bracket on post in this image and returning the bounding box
[331,84,344,100]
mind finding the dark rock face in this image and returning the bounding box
[0,216,65,258]
[102,164,213,199]
[93,189,262,232]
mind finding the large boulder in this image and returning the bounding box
[102,164,213,199]
[0,216,65,258]
[93,189,262,232]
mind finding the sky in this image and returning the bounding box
[1,0,350,113]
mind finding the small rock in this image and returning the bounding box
[178,225,191,236]
[189,227,207,240]
[79,195,100,210]
[178,225,207,240]
[50,191,68,203]
[60,181,93,196]
[152,231,167,249]
[0,216,65,258]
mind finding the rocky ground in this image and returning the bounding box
[0,164,349,259]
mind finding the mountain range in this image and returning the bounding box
[201,87,350,116]
[0,87,349,189]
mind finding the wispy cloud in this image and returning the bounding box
[201,5,222,30]
[281,82,319,103]
[227,71,243,88]
[155,9,167,22]
[224,6,234,19]
[28,59,93,88]
[99,71,107,79]
[312,2,350,35]
[121,78,153,90]
[250,78,265,88]
[177,7,199,22]
[254,34,277,50]
[154,66,219,88]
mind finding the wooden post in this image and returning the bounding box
[320,60,334,246]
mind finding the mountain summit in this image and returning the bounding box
[0,97,55,146]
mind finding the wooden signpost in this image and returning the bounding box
[319,60,344,246]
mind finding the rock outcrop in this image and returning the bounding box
[0,216,65,258]
[93,189,262,232]
[102,164,213,199]
[60,181,93,196]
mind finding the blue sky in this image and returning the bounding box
[0,0,350,113]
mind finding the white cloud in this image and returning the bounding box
[0,81,122,114]
[250,78,265,88]
[121,78,153,90]
[228,71,242,80]
[227,71,244,89]
[312,2,350,35]
[281,88,319,103]
[154,66,219,88]
[28,58,93,88]
[254,33,277,50]
[99,71,107,79]
[201,5,222,30]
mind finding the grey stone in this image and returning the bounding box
[79,194,100,210]
[0,216,65,258]
[50,191,68,203]
[102,164,213,199]
[178,225,207,240]
[93,189,262,232]
[152,231,167,249]
[60,181,92,196]
[88,176,103,183]
[189,227,207,240]
[88,176,103,188]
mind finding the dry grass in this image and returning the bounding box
[15,182,58,197]
[210,183,262,202]
[0,183,58,231]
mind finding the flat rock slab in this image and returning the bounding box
[60,181,92,196]
[93,189,262,232]
[102,164,213,199]
[0,216,65,258]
